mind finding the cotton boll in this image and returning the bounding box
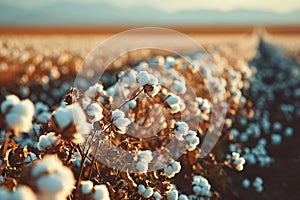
[53,106,72,129]
[138,71,150,86]
[271,134,282,145]
[37,132,60,151]
[284,127,293,137]
[137,184,153,198]
[1,94,20,113]
[37,111,51,123]
[81,180,94,194]
[86,103,103,122]
[32,155,75,200]
[86,83,104,100]
[111,109,125,119]
[179,194,188,200]
[0,187,9,199]
[94,185,110,200]
[174,122,189,141]
[10,185,37,200]
[242,179,250,188]
[162,160,181,178]
[136,160,149,173]
[138,150,153,162]
[113,118,131,133]
[143,188,154,198]
[185,131,200,151]
[4,97,35,133]
[167,190,178,200]
[153,191,163,200]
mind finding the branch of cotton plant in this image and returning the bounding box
[117,87,144,110]
[2,131,10,159]
[88,139,101,179]
[76,125,112,191]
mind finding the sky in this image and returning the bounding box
[1,0,300,14]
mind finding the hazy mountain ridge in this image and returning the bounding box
[0,1,299,25]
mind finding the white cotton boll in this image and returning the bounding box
[86,103,103,121]
[174,122,189,141]
[94,185,110,200]
[138,71,150,86]
[272,121,282,131]
[87,83,104,99]
[37,111,51,123]
[167,190,178,200]
[37,132,59,151]
[185,131,200,151]
[113,118,131,129]
[166,94,180,106]
[179,194,188,200]
[136,160,149,173]
[32,155,75,200]
[1,94,20,113]
[164,165,174,178]
[171,160,181,173]
[188,195,197,200]
[242,179,250,188]
[128,100,137,109]
[271,134,282,145]
[165,56,176,68]
[193,185,202,195]
[153,191,163,200]
[171,80,186,94]
[148,74,158,86]
[0,187,9,199]
[81,180,93,194]
[36,174,64,194]
[111,109,125,119]
[35,102,49,116]
[143,188,154,198]
[53,106,72,129]
[170,104,181,114]
[284,127,293,137]
[138,150,153,163]
[121,70,138,85]
[4,98,34,132]
[11,185,37,200]
[138,184,146,195]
